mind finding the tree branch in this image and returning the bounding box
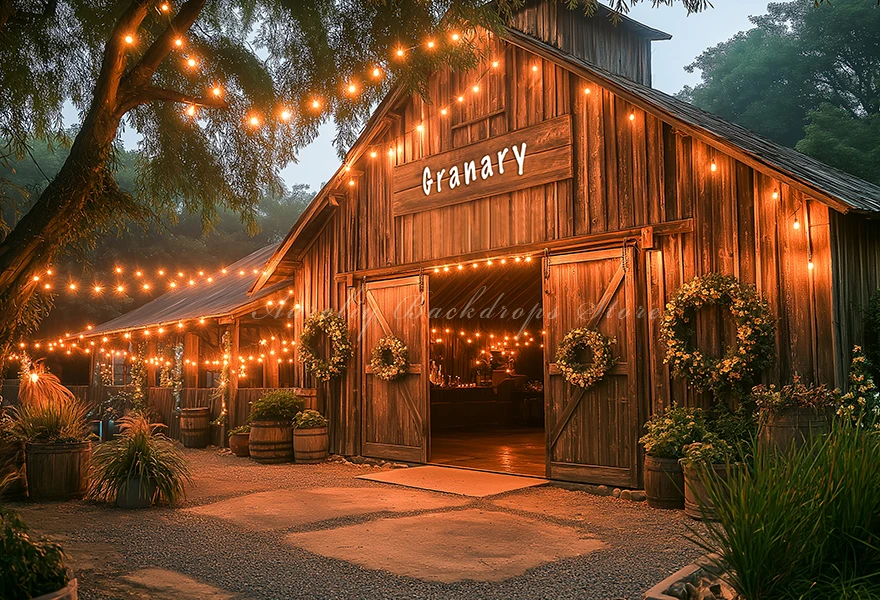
[116,85,228,116]
[123,0,208,90]
[92,1,155,112]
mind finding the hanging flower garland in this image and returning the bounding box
[660,273,775,394]
[300,309,352,382]
[370,336,409,381]
[555,328,618,389]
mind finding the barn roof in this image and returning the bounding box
[82,244,289,338]
[504,27,880,215]
[250,19,880,295]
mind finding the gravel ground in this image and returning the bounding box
[10,449,702,600]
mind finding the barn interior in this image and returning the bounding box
[427,259,546,477]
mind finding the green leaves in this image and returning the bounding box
[0,509,69,600]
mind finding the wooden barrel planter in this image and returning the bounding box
[644,455,685,510]
[758,407,828,454]
[294,427,329,464]
[683,462,731,521]
[26,441,91,501]
[228,432,250,457]
[179,407,210,448]
[249,421,293,463]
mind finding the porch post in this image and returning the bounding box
[227,320,241,428]
[183,332,199,388]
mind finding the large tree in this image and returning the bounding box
[0,0,710,356]
[678,0,880,182]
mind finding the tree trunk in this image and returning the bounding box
[0,108,121,349]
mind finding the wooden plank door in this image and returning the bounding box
[361,276,429,462]
[543,247,640,487]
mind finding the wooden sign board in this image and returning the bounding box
[392,114,573,216]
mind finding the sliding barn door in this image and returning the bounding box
[361,276,429,462]
[544,248,640,487]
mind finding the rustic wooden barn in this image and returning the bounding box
[245,0,880,487]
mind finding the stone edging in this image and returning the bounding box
[551,481,647,502]
[642,554,731,600]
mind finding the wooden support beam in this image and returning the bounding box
[227,320,241,428]
[183,332,199,388]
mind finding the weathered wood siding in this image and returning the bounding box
[509,0,654,86]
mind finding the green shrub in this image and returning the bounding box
[639,404,707,459]
[751,377,837,415]
[696,423,880,599]
[681,433,734,465]
[0,508,68,600]
[248,390,305,423]
[227,425,251,437]
[294,409,328,429]
[865,288,880,384]
[89,413,190,505]
[8,397,91,444]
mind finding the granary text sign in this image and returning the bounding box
[392,114,572,215]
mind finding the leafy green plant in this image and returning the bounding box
[696,422,880,599]
[681,433,734,465]
[836,346,880,427]
[294,410,328,429]
[248,390,305,423]
[751,376,837,415]
[865,289,880,384]
[228,425,251,437]
[0,508,69,600]
[639,404,707,459]
[89,413,190,505]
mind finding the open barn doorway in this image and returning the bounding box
[427,258,546,477]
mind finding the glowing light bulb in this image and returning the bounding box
[772,191,779,200]
[124,34,135,44]
[311,99,321,110]
[116,285,124,293]
[185,105,196,117]
[457,96,464,103]
[174,37,184,47]
[186,57,197,68]
[249,115,260,127]
[69,283,77,290]
[212,85,222,97]
[532,64,538,72]
[280,109,292,121]
[472,85,479,93]
[396,48,404,57]
[492,60,499,68]
[347,83,357,94]
[416,124,424,133]
[160,3,170,11]
[370,151,377,158]
[29,373,39,383]
[426,40,435,49]
[808,260,815,270]
[584,87,591,95]
[372,67,382,78]
[451,32,460,42]
[441,107,448,115]
[710,160,718,172]
[94,286,102,293]
[793,219,801,230]
[629,112,635,121]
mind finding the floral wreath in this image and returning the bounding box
[555,328,617,389]
[370,336,409,381]
[660,273,775,394]
[300,309,352,382]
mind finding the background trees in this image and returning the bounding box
[678,0,880,184]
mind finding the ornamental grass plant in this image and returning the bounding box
[89,413,190,505]
[695,422,880,599]
[8,387,91,445]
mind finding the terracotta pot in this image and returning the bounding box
[758,406,828,454]
[116,477,156,509]
[32,578,78,600]
[249,421,292,463]
[26,441,91,501]
[644,455,684,510]
[293,427,329,463]
[228,432,250,457]
[683,462,732,521]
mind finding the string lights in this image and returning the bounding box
[429,253,533,275]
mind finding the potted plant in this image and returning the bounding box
[639,404,706,510]
[247,390,304,463]
[753,376,834,453]
[0,508,77,600]
[680,433,736,521]
[8,370,92,501]
[293,410,329,463]
[227,425,251,457]
[89,413,190,509]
